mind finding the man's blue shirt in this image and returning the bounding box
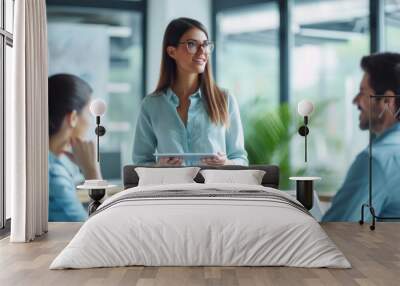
[323,123,400,221]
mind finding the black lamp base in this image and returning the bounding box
[88,189,105,215]
[296,180,314,210]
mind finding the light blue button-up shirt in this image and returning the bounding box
[132,88,248,166]
[322,122,400,222]
[48,152,88,222]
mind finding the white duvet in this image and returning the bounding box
[50,183,351,269]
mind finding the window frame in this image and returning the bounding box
[370,0,384,52]
[212,0,288,104]
[211,0,383,190]
[46,0,148,99]
[0,0,387,232]
[0,0,14,235]
[212,0,384,103]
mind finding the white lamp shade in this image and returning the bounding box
[297,100,314,117]
[90,99,107,116]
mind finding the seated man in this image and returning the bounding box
[323,52,400,222]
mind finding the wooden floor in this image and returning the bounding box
[0,222,399,286]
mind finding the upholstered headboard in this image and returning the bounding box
[123,165,280,189]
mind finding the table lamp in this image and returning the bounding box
[297,100,314,162]
[89,99,107,162]
[291,100,318,211]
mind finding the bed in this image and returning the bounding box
[50,165,350,269]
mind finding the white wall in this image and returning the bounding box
[146,0,211,94]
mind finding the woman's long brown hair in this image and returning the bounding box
[155,17,228,126]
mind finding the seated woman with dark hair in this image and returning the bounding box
[48,74,102,222]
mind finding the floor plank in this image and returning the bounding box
[0,222,399,286]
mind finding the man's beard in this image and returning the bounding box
[359,118,369,130]
[359,111,384,131]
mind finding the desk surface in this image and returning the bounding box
[1,222,400,286]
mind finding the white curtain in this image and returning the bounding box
[8,0,48,242]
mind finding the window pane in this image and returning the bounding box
[216,3,280,168]
[47,6,143,184]
[5,0,14,33]
[5,44,12,219]
[0,40,3,227]
[217,3,279,107]
[292,0,370,194]
[385,0,400,51]
[0,0,2,29]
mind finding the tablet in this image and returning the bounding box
[153,153,218,161]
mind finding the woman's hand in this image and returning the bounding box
[157,157,183,166]
[65,138,102,179]
[201,152,233,166]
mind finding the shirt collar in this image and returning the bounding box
[165,87,202,106]
[374,122,400,145]
[49,150,74,167]
[49,151,58,163]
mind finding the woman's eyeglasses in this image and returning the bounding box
[178,40,215,55]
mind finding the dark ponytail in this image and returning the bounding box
[48,74,92,136]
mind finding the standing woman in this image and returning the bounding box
[133,17,248,166]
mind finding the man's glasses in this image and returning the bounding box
[178,40,215,55]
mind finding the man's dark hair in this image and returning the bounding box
[48,74,92,136]
[361,52,400,110]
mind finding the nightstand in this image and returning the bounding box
[289,176,321,210]
[77,184,117,215]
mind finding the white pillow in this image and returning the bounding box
[135,167,200,186]
[200,169,266,185]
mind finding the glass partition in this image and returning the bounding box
[216,2,279,108]
[291,0,370,194]
[364,95,400,225]
[47,6,144,184]
[216,2,281,177]
[1,0,14,229]
[385,0,400,51]
[5,44,11,220]
[5,0,13,33]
